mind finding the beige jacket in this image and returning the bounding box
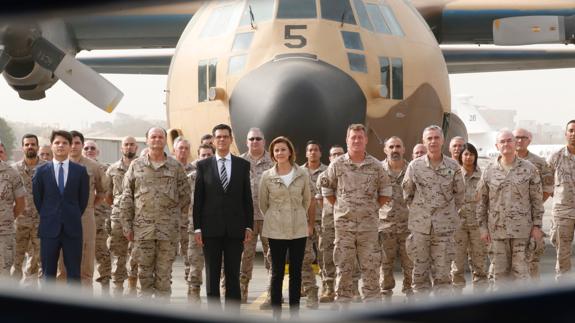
[259,165,311,240]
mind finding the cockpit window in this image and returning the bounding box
[277,0,317,19]
[379,2,404,36]
[239,0,274,27]
[352,0,374,31]
[341,31,363,50]
[200,3,243,38]
[365,3,391,34]
[232,32,254,51]
[321,0,356,25]
[347,53,367,73]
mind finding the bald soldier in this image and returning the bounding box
[58,131,107,288]
[321,124,391,306]
[548,120,575,281]
[238,128,273,304]
[83,140,113,290]
[379,136,413,299]
[106,136,139,295]
[402,125,465,297]
[412,144,427,160]
[0,148,26,276]
[449,137,465,161]
[120,127,190,298]
[477,130,544,286]
[12,134,45,282]
[187,144,215,303]
[38,145,53,162]
[173,137,195,286]
[513,128,554,280]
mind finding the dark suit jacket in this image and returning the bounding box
[32,161,90,239]
[193,155,254,239]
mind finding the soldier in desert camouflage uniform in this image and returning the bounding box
[300,140,326,309]
[513,128,554,280]
[60,131,107,288]
[12,134,45,282]
[173,137,195,286]
[120,128,190,298]
[548,120,575,281]
[238,128,273,304]
[321,124,391,307]
[450,143,488,291]
[0,151,26,277]
[448,137,465,161]
[477,130,544,287]
[187,143,214,303]
[83,140,112,289]
[402,125,465,297]
[317,145,344,303]
[412,144,427,160]
[106,136,138,295]
[379,136,413,299]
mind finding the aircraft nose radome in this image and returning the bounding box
[229,56,366,163]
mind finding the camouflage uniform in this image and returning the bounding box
[521,152,553,279]
[106,159,138,287]
[186,170,204,291]
[94,162,112,285]
[402,155,464,295]
[301,162,326,304]
[179,163,195,282]
[12,158,45,280]
[0,161,26,276]
[477,157,544,285]
[451,168,488,289]
[58,156,107,287]
[120,155,190,298]
[239,152,273,301]
[321,153,391,303]
[547,147,575,280]
[379,160,413,295]
[316,172,335,298]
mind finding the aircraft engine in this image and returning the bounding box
[3,55,57,100]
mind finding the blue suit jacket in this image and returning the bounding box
[32,161,90,239]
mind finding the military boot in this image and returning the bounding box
[352,281,362,303]
[127,277,137,297]
[259,293,272,310]
[112,282,124,297]
[306,287,319,309]
[188,286,201,304]
[319,281,335,303]
[240,278,249,304]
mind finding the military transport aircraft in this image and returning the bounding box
[2,0,575,161]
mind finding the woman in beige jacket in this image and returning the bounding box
[259,136,312,319]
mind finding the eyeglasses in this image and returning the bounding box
[514,136,529,141]
[248,137,263,141]
[330,153,344,157]
[83,146,96,151]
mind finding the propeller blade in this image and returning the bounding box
[0,49,9,73]
[31,37,123,113]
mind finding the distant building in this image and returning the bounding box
[86,137,147,164]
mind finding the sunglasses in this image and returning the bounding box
[83,146,97,151]
[248,137,263,141]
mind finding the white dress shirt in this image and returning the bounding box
[216,152,232,183]
[53,158,70,187]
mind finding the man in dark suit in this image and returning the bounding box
[193,124,253,310]
[33,130,90,282]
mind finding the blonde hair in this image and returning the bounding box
[346,124,367,137]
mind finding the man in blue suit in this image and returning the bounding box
[33,130,90,282]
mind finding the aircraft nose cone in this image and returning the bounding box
[230,55,366,163]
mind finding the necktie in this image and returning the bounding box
[220,158,229,191]
[58,162,65,194]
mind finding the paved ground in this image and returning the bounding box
[82,199,575,321]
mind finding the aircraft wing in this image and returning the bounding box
[78,51,173,74]
[412,0,575,45]
[442,45,575,73]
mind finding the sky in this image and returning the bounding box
[1,53,573,129]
